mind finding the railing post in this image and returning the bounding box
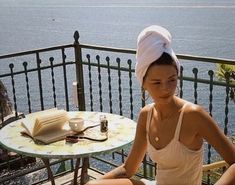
[224,72,230,135]
[73,31,86,111]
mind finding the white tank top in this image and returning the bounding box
[146,103,203,185]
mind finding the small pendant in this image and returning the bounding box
[155,136,159,142]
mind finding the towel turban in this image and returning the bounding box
[135,25,180,86]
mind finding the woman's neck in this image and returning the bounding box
[154,96,181,121]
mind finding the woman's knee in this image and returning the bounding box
[85,178,145,185]
[85,180,101,185]
[84,180,94,185]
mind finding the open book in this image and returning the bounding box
[21,108,72,144]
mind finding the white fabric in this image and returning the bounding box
[140,178,156,185]
[135,25,180,86]
[144,103,203,185]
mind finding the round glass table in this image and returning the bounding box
[0,111,137,185]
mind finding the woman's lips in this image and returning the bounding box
[159,94,172,99]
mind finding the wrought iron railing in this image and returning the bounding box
[0,31,235,184]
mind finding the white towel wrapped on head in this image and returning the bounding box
[135,25,180,86]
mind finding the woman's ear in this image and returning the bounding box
[142,75,147,90]
[142,82,146,91]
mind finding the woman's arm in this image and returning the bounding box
[215,163,235,185]
[193,105,235,183]
[195,106,235,165]
[100,106,149,179]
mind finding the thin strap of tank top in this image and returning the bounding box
[146,103,154,133]
[174,103,188,140]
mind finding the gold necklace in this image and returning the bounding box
[154,110,177,143]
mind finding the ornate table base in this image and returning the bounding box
[42,157,90,185]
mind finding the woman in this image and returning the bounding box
[86,25,235,185]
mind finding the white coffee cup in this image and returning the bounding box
[69,118,84,132]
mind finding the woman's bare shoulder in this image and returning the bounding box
[180,102,216,141]
[181,101,212,127]
[182,101,218,133]
[138,104,153,125]
[183,102,206,115]
[140,103,153,113]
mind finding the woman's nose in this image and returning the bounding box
[161,82,170,91]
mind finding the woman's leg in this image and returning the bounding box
[85,178,145,185]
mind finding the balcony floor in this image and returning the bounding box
[42,168,102,185]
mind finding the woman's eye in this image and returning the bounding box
[169,79,176,83]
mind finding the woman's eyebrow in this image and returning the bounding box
[149,74,177,81]
[168,74,177,79]
[149,78,161,81]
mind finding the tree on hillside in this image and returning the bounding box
[216,64,235,102]
[0,80,13,122]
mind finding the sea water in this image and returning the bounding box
[0,1,235,183]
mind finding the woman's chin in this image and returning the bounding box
[154,95,173,104]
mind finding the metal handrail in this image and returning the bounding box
[1,42,235,65]
[0,31,234,184]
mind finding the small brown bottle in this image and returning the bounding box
[100,115,108,133]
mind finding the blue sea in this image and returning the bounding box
[0,0,235,60]
[0,0,235,131]
[0,1,235,128]
[1,0,235,124]
[0,0,235,184]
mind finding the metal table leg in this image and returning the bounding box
[80,157,90,185]
[41,158,55,185]
[73,158,81,185]
[41,157,89,185]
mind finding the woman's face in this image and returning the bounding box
[143,64,178,104]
